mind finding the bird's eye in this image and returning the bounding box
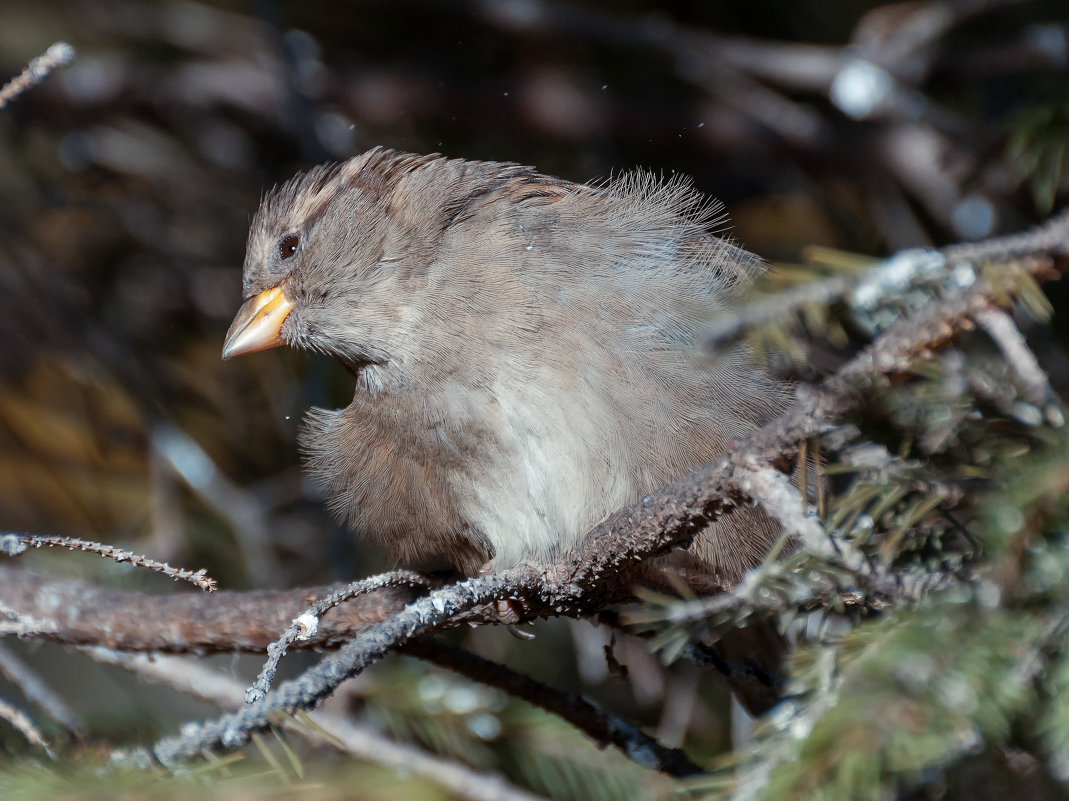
[279,235,300,260]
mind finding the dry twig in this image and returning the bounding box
[0,697,53,758]
[0,42,74,109]
[0,533,217,592]
[0,644,81,736]
[87,647,550,801]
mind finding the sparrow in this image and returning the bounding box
[223,147,787,586]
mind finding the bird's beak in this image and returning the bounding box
[222,286,294,359]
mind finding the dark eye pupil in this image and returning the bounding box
[279,235,299,260]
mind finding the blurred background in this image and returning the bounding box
[0,0,1067,796]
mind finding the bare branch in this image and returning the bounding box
[153,570,535,764]
[87,648,551,801]
[0,644,81,736]
[0,566,421,652]
[975,304,1065,426]
[247,570,438,703]
[405,638,705,778]
[732,461,827,557]
[1,533,217,592]
[0,697,53,758]
[0,42,74,109]
[707,209,1069,350]
[0,565,700,777]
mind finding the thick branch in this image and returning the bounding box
[0,567,422,652]
[0,566,701,777]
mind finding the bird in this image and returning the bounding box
[223,146,788,589]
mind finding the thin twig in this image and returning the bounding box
[246,570,438,703]
[706,209,1069,351]
[154,571,528,764]
[633,557,961,633]
[705,275,854,350]
[87,647,550,801]
[0,644,81,736]
[405,637,705,778]
[0,697,54,758]
[975,304,1065,426]
[0,533,216,592]
[152,424,278,582]
[733,460,829,558]
[0,42,75,109]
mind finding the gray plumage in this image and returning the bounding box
[238,147,787,582]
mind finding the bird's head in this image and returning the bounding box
[222,148,455,377]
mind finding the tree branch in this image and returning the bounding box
[2,210,1066,775]
[404,638,705,778]
[88,647,551,801]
